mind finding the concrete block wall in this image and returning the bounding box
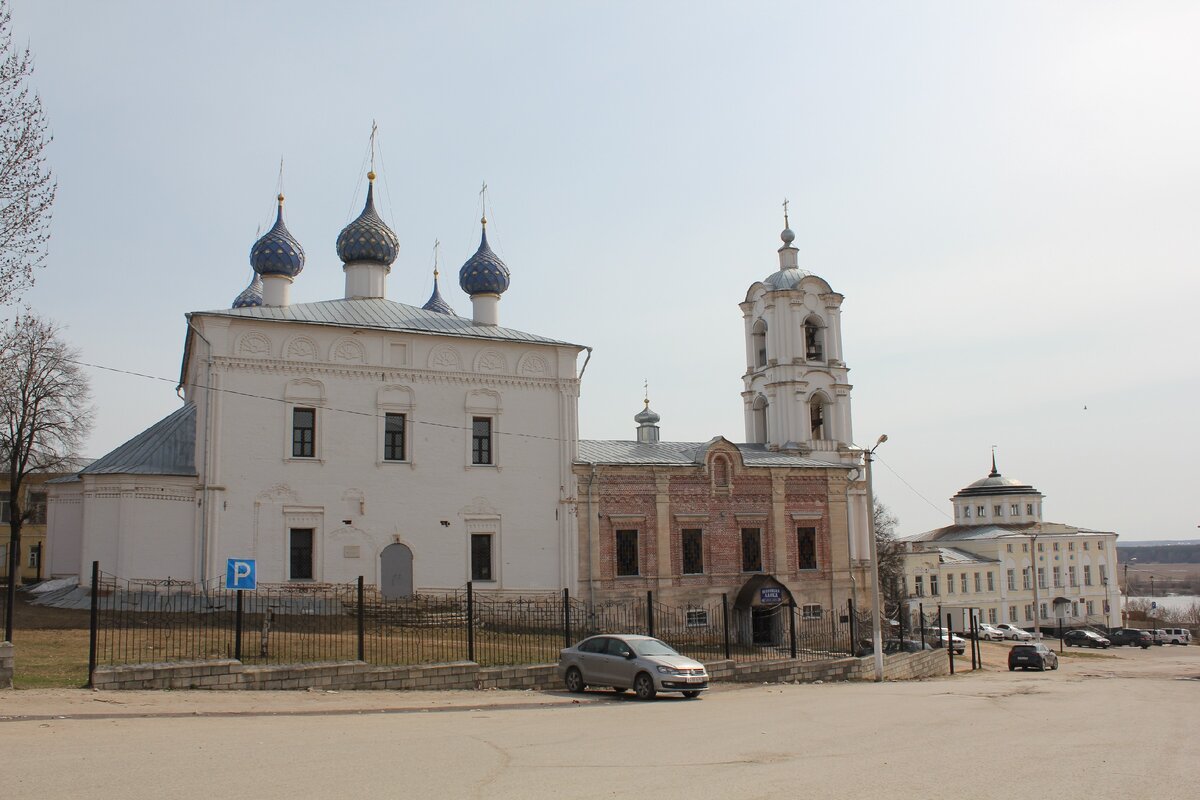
[0,641,13,689]
[849,649,950,682]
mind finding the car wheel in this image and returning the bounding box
[1039,660,1046,672]
[633,672,657,701]
[1141,644,1150,650]
[564,667,586,694]
[1008,665,1015,671]
[682,690,701,699]
[1052,660,1058,670]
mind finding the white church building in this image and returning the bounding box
[45,175,874,608]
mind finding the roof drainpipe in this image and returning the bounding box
[186,318,213,584]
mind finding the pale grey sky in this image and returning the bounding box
[10,1,1199,540]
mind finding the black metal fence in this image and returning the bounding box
[87,567,855,683]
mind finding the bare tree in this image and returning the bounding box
[0,0,56,306]
[873,498,904,619]
[1,314,91,640]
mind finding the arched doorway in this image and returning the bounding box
[379,543,414,599]
[733,574,795,647]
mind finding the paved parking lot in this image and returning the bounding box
[2,642,1197,800]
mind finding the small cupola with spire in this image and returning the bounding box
[232,272,264,308]
[338,171,399,299]
[634,389,661,444]
[422,242,456,315]
[250,194,306,307]
[458,213,510,325]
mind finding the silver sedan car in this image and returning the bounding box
[558,634,709,700]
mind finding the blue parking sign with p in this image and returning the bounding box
[226,558,257,590]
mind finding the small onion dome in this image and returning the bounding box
[336,173,399,266]
[780,226,796,245]
[421,269,456,315]
[635,400,660,425]
[250,194,306,277]
[232,273,264,308]
[458,220,510,296]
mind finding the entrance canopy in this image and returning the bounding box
[734,574,794,608]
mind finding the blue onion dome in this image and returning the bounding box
[635,400,660,425]
[458,218,510,296]
[336,172,399,265]
[250,194,306,277]
[421,268,456,315]
[232,272,264,308]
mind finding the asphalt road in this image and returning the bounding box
[2,642,1197,800]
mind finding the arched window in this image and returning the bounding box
[752,319,768,368]
[751,395,769,444]
[809,393,828,441]
[803,317,824,361]
[712,456,730,487]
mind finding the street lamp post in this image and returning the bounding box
[864,434,888,683]
[1030,528,1042,642]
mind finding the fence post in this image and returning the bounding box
[721,593,731,660]
[87,561,100,688]
[646,590,654,638]
[466,581,475,663]
[562,588,571,650]
[946,613,955,675]
[357,576,365,662]
[788,600,797,659]
[919,602,926,645]
[848,597,857,654]
[234,590,244,661]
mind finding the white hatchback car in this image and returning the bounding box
[996,623,1034,641]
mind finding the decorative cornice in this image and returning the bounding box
[216,355,578,391]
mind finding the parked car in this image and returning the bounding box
[1106,628,1153,648]
[928,630,967,655]
[1155,628,1192,646]
[975,623,1005,641]
[1063,630,1111,649]
[558,634,708,700]
[1008,643,1059,671]
[995,623,1034,641]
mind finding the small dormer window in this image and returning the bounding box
[804,318,824,361]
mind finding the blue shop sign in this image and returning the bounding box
[760,587,783,604]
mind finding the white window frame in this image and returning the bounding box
[377,385,415,467]
[465,516,502,586]
[465,390,502,469]
[282,508,324,582]
[801,603,823,620]
[283,380,326,463]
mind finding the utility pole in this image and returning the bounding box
[1030,529,1042,641]
[864,434,888,683]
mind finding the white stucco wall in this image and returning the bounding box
[45,482,83,578]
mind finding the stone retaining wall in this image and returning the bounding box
[90,649,949,692]
[0,641,13,689]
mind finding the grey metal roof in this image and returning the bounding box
[931,546,1000,565]
[80,404,197,477]
[577,439,840,468]
[904,522,1114,543]
[192,297,583,348]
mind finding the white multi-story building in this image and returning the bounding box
[900,457,1121,630]
[47,177,585,594]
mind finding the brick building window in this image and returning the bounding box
[796,527,817,570]
[616,530,639,577]
[741,528,762,572]
[801,603,822,619]
[686,609,708,627]
[681,529,704,574]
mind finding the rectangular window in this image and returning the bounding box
[1072,602,1079,617]
[1086,600,1094,615]
[977,505,986,517]
[1039,603,1047,620]
[930,574,940,596]
[960,573,968,593]
[741,528,762,572]
[27,491,47,524]
[1006,544,1013,553]
[292,408,316,458]
[1097,541,1104,550]
[947,574,955,594]
[963,507,971,518]
[802,603,822,619]
[988,608,997,624]
[289,528,314,580]
[1007,569,1015,591]
[1099,565,1107,584]
[1037,542,1044,552]
[1009,605,1017,621]
[1083,541,1090,551]
[994,505,1002,517]
[1037,567,1046,589]
[616,530,639,577]
[471,417,493,465]
[28,543,40,568]
[987,572,995,592]
[1052,566,1061,588]
[1011,504,1019,515]
[915,576,924,597]
[1027,503,1034,515]
[1053,542,1059,552]
[0,491,9,524]
[1068,542,1075,551]
[686,609,708,627]
[974,572,982,593]
[470,533,493,581]
[1022,542,1028,553]
[1024,604,1032,621]
[796,527,817,570]
[1022,567,1032,590]
[384,413,407,461]
[1084,565,1092,586]
[682,529,704,575]
[1068,566,1077,586]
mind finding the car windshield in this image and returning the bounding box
[630,638,680,657]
